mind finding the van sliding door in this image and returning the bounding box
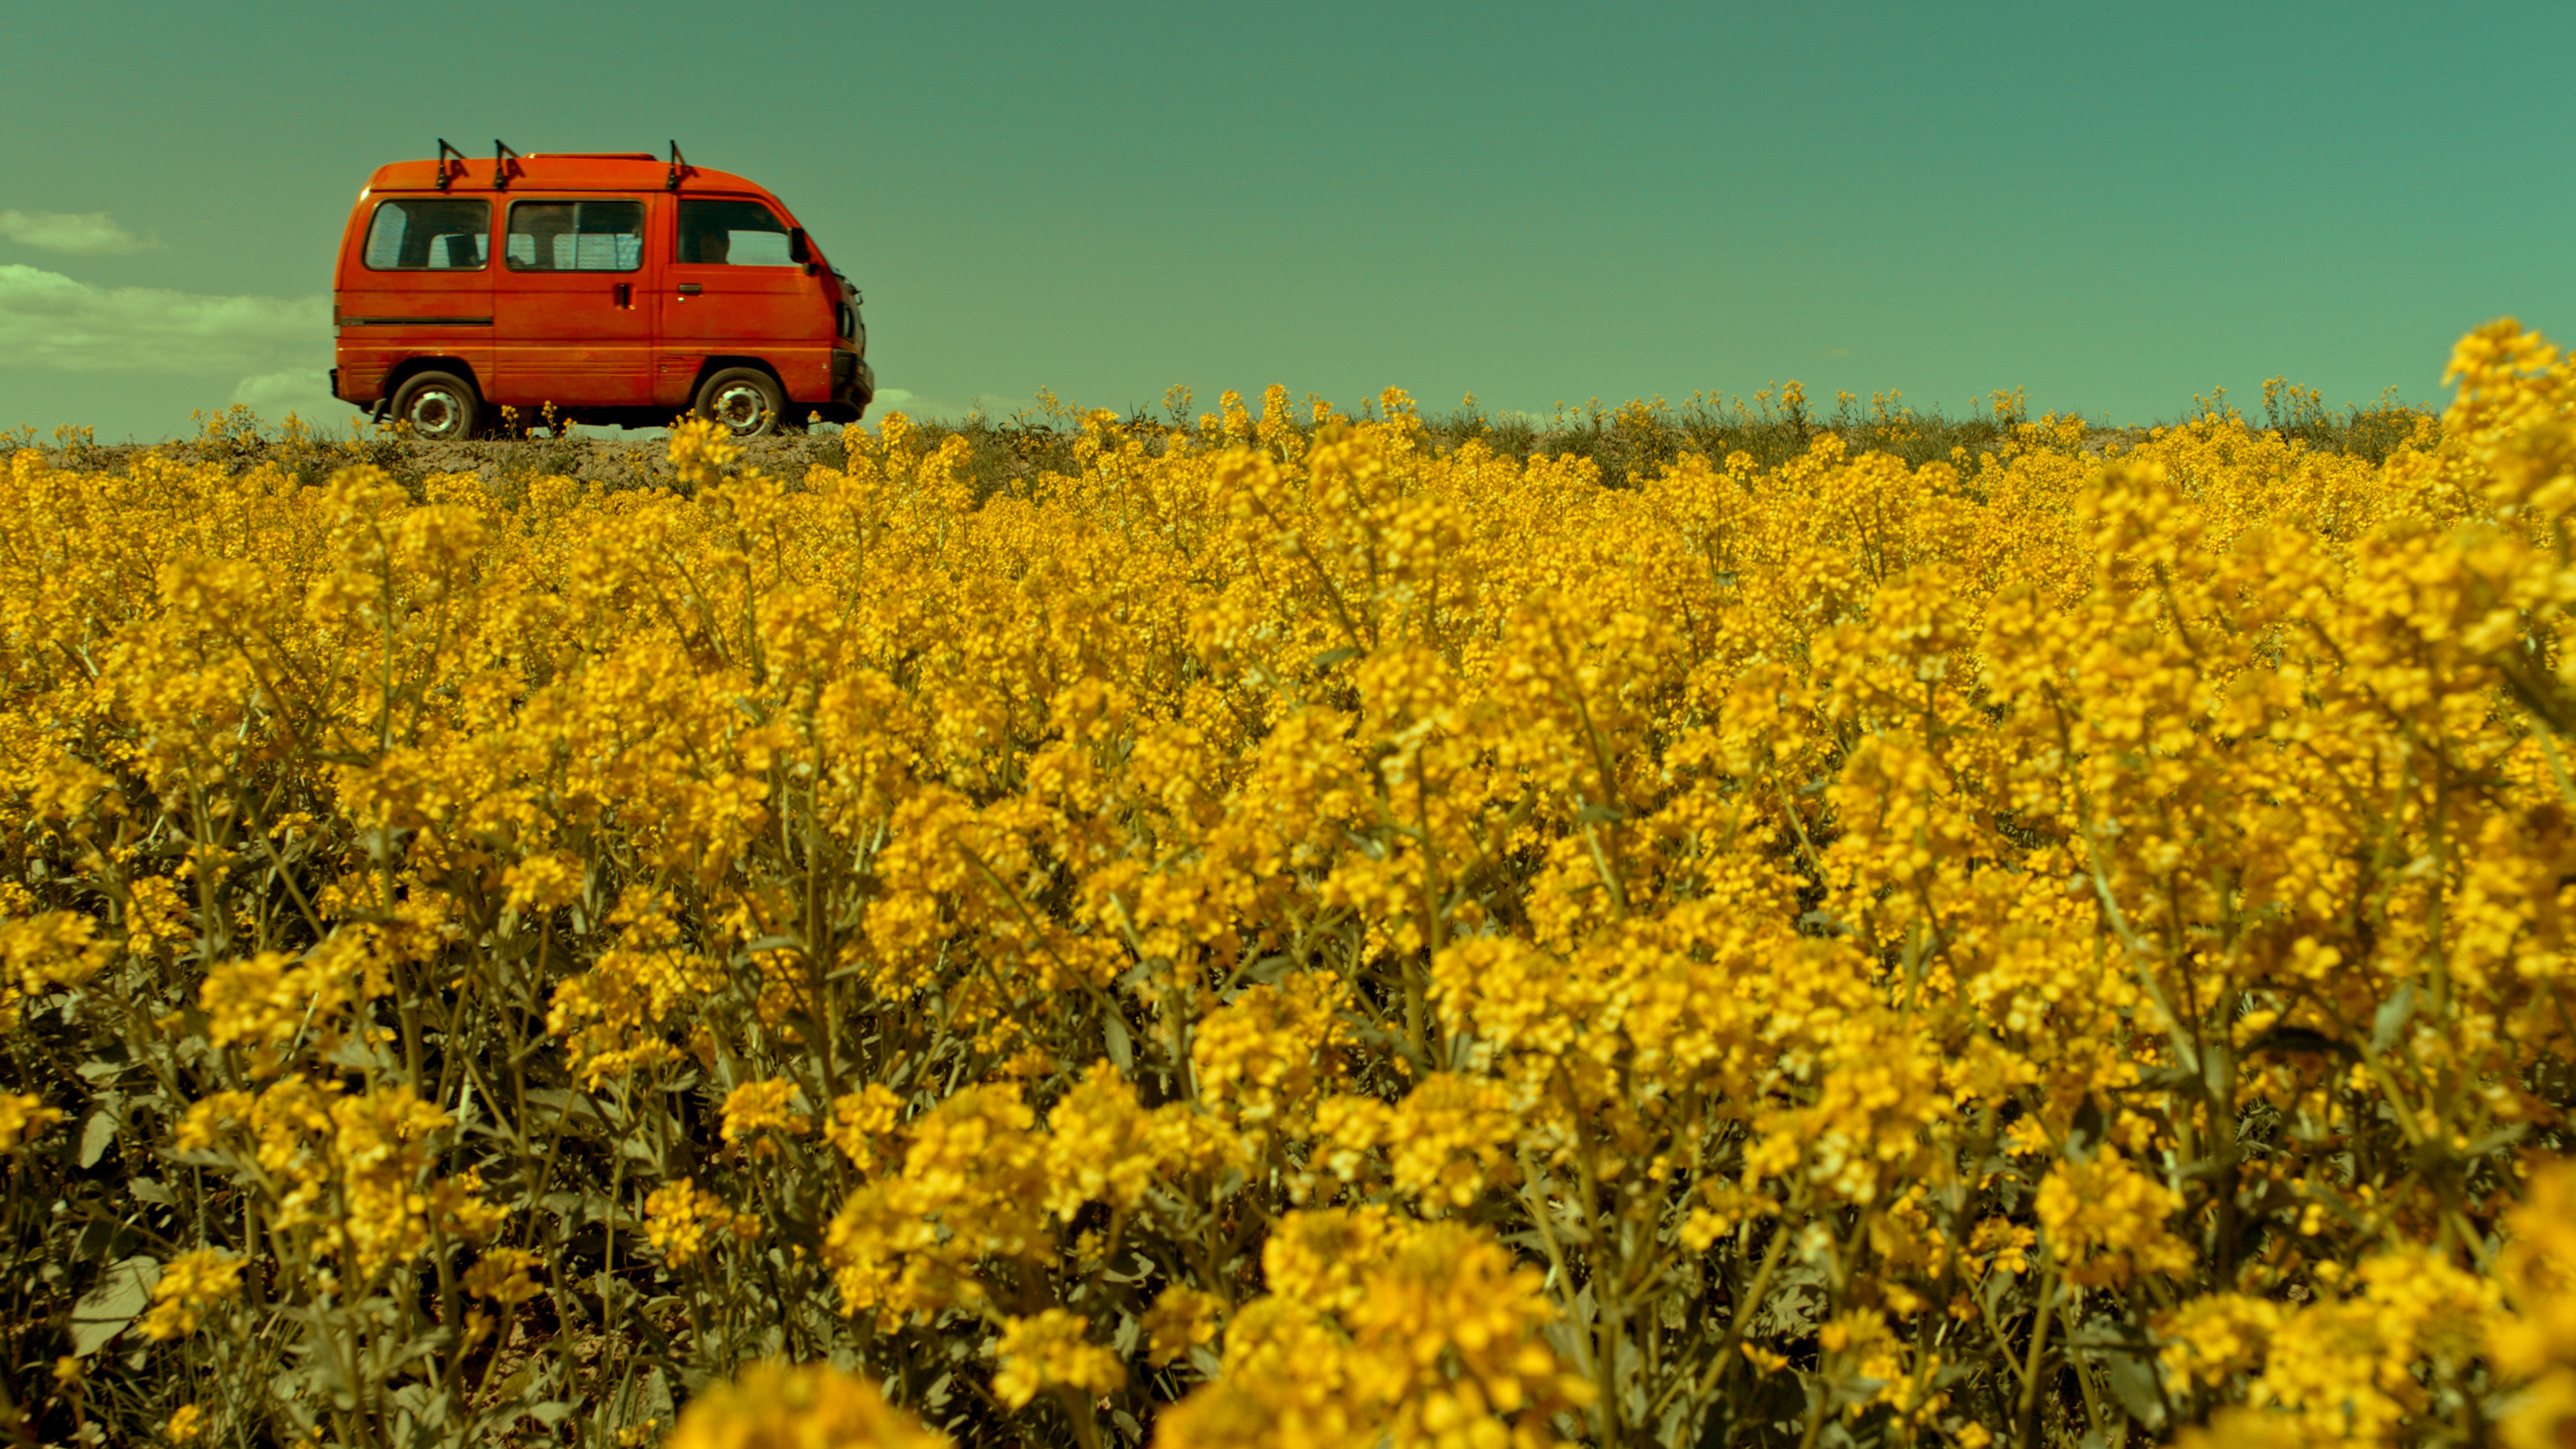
[491,196,654,411]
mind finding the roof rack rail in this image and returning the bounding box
[434,138,468,192]
[667,140,688,192]
[493,139,522,191]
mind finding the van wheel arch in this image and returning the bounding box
[378,358,485,415]
[687,357,804,435]
[388,370,485,443]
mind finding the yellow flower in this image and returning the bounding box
[0,911,109,1016]
[1144,1286,1226,1366]
[2034,1154,2191,1287]
[824,1083,906,1174]
[643,1179,753,1269]
[991,1308,1125,1409]
[1040,1060,1156,1216]
[10,320,2576,1446]
[1381,1072,1519,1208]
[138,1249,245,1341]
[1164,1212,1587,1448]
[462,1247,544,1307]
[1191,972,1349,1134]
[2498,1162,2576,1449]
[664,1360,946,1449]
[500,852,584,913]
[720,1077,811,1154]
[0,1093,63,1154]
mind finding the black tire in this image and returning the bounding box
[390,370,481,442]
[694,367,786,438]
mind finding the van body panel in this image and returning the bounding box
[334,190,494,403]
[491,275,656,407]
[489,195,659,409]
[659,193,837,407]
[336,155,865,425]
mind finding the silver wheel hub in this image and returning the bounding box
[711,382,770,431]
[409,390,459,436]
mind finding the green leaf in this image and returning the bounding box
[2465,1123,2532,1158]
[79,1101,119,1169]
[392,1383,452,1430]
[2371,981,2417,1054]
[641,1368,675,1426]
[71,1254,159,1356]
[489,1369,534,1405]
[2103,1350,2167,1430]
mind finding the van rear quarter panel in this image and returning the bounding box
[334,191,493,403]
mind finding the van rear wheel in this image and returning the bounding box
[391,371,481,442]
[695,368,786,438]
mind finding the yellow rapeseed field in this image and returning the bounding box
[5,323,2575,1449]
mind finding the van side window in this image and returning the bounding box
[677,199,793,266]
[505,200,645,271]
[363,199,490,270]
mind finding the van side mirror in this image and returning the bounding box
[788,228,811,263]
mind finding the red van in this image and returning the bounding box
[330,142,871,438]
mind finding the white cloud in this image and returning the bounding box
[0,209,155,255]
[869,386,946,418]
[868,389,1043,424]
[226,369,364,430]
[0,263,327,375]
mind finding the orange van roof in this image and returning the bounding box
[363,155,779,199]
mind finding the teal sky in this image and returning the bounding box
[4,0,2571,440]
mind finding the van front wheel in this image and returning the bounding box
[391,370,481,442]
[695,368,786,438]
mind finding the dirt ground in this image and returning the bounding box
[25,432,857,495]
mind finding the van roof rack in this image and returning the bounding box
[667,140,689,192]
[493,139,523,190]
[528,152,657,160]
[434,138,468,192]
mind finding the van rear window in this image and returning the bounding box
[506,200,645,272]
[678,199,793,266]
[365,199,490,270]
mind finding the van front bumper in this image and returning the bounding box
[831,349,873,407]
[814,352,874,423]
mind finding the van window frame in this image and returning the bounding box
[674,196,798,268]
[361,197,493,272]
[502,197,649,275]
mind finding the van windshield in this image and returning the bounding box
[678,199,793,266]
[506,200,645,271]
[364,199,490,270]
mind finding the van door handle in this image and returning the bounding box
[676,283,703,296]
[613,283,632,308]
